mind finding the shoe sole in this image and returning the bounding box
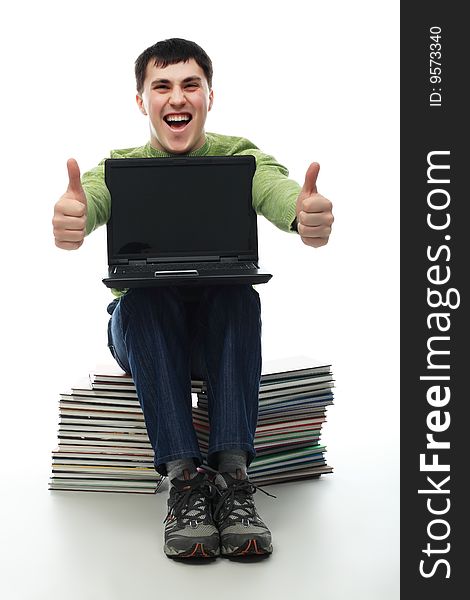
[164,542,220,559]
[221,538,273,557]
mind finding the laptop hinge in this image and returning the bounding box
[129,259,147,266]
[220,256,239,263]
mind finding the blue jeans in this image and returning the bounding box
[107,286,262,476]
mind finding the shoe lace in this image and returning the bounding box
[199,466,276,524]
[163,476,217,525]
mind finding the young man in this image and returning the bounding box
[52,38,333,559]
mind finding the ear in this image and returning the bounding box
[208,89,214,112]
[136,94,147,115]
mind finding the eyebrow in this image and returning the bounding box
[151,76,203,85]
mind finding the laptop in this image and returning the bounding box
[102,155,273,289]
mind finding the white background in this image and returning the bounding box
[1,1,399,598]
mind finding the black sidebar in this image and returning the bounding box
[401,3,468,597]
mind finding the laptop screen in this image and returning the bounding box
[105,156,258,262]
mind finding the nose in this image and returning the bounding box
[169,85,186,106]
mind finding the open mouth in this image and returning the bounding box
[163,113,192,131]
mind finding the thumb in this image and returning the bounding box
[66,158,86,204]
[302,162,320,195]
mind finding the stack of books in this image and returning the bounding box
[49,373,161,494]
[192,357,334,485]
[49,357,333,493]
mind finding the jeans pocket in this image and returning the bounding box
[107,298,119,315]
[107,317,129,373]
[252,286,261,301]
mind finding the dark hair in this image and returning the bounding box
[135,38,213,94]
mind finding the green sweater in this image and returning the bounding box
[81,132,301,236]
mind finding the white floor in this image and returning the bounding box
[1,369,399,600]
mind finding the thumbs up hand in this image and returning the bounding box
[295,162,333,248]
[52,159,88,250]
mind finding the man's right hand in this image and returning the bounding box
[52,159,88,250]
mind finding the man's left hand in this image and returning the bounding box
[295,162,333,248]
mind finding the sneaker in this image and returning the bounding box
[163,471,220,558]
[212,470,274,556]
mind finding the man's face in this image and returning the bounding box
[136,58,213,154]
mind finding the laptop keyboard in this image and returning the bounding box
[114,262,257,274]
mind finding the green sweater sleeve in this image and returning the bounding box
[81,159,110,236]
[234,144,301,233]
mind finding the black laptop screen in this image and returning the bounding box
[105,156,258,261]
